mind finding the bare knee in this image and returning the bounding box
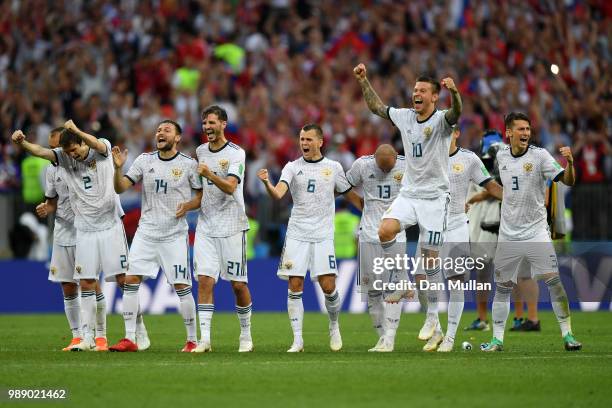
[378,219,400,243]
[125,275,142,285]
[288,277,304,293]
[318,275,336,294]
[61,282,79,297]
[231,281,247,296]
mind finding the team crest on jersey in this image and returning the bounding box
[171,168,183,180]
[218,159,229,171]
[88,160,97,170]
[50,266,57,275]
[321,168,332,178]
[452,163,465,174]
[393,172,403,183]
[523,163,533,173]
[423,127,433,139]
[75,265,82,274]
[283,260,294,270]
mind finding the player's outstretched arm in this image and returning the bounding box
[483,179,503,201]
[558,146,575,186]
[344,189,364,211]
[257,169,288,200]
[11,130,56,162]
[441,77,462,125]
[176,189,203,218]
[198,163,238,194]
[112,146,133,193]
[35,197,58,218]
[353,63,389,119]
[64,120,107,155]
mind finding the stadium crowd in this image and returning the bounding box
[1,0,610,255]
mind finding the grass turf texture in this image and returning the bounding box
[1,311,611,407]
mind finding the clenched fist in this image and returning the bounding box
[353,63,367,81]
[441,77,458,93]
[257,168,269,182]
[11,130,25,144]
[198,163,213,179]
[559,146,573,164]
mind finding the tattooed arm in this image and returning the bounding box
[441,77,462,125]
[353,63,389,120]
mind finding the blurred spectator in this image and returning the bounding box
[0,0,609,252]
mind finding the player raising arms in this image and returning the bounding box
[35,127,107,351]
[192,105,253,353]
[353,64,462,311]
[12,120,145,351]
[482,112,581,352]
[258,124,360,352]
[109,120,202,352]
[345,145,407,352]
[413,126,503,352]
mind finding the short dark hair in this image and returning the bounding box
[59,129,82,148]
[301,123,323,139]
[158,119,182,135]
[201,105,228,122]
[416,75,441,94]
[50,127,64,136]
[504,112,531,129]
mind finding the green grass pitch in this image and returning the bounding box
[1,311,611,407]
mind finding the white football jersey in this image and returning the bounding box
[126,151,202,242]
[448,147,492,229]
[44,165,76,246]
[52,139,122,232]
[281,156,352,242]
[196,141,249,238]
[346,155,406,243]
[497,145,564,240]
[388,108,453,199]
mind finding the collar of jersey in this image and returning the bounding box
[209,141,229,153]
[449,147,460,157]
[510,145,530,158]
[303,156,324,163]
[416,109,437,124]
[158,151,180,161]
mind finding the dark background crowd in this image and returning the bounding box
[1,0,610,258]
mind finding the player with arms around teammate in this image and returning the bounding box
[353,63,462,306]
[192,105,253,353]
[12,120,141,351]
[346,145,407,352]
[482,112,581,352]
[258,124,359,352]
[414,126,503,352]
[109,120,202,352]
[35,127,107,351]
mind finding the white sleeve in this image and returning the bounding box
[279,162,294,187]
[540,149,564,181]
[44,166,57,199]
[228,150,246,183]
[189,160,203,190]
[387,107,409,129]
[346,158,363,187]
[470,154,493,186]
[334,162,352,194]
[125,154,145,185]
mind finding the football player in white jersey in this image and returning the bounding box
[482,112,581,352]
[257,124,360,352]
[414,126,503,352]
[109,120,202,352]
[12,121,145,351]
[34,127,108,351]
[353,63,462,307]
[346,144,407,352]
[192,105,253,353]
